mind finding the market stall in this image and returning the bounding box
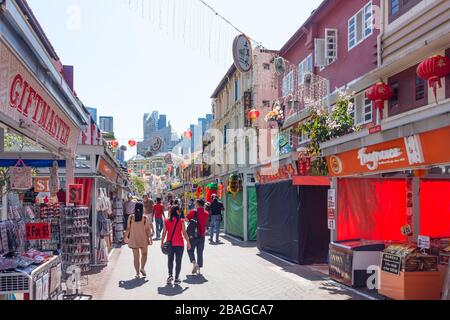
[323,126,450,300]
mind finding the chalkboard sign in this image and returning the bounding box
[381,253,401,275]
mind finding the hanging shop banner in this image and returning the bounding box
[244,91,252,127]
[68,184,84,205]
[327,189,336,230]
[9,159,32,190]
[256,163,296,184]
[326,126,450,177]
[98,157,118,183]
[34,177,50,193]
[232,34,253,73]
[0,39,80,154]
[26,222,51,240]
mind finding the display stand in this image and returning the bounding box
[60,207,91,274]
[0,256,62,300]
[112,198,124,244]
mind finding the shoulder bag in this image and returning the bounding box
[161,218,179,255]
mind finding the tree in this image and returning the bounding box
[131,175,146,197]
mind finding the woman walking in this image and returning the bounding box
[125,202,153,278]
[161,204,191,285]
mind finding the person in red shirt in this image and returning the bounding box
[153,198,165,240]
[186,199,209,275]
[161,204,190,285]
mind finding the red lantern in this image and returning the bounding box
[248,109,260,121]
[183,130,193,139]
[111,140,119,148]
[365,82,393,120]
[128,140,137,147]
[417,55,450,103]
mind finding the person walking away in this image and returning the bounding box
[186,199,209,275]
[124,202,153,278]
[153,198,165,240]
[209,195,224,243]
[123,194,136,231]
[161,204,191,285]
[188,198,195,211]
[143,194,154,223]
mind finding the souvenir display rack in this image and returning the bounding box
[60,207,91,274]
[112,197,124,244]
[0,255,62,300]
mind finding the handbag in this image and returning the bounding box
[161,218,179,255]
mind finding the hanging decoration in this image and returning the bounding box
[297,152,312,176]
[417,55,450,103]
[217,183,224,198]
[49,161,60,194]
[128,140,137,147]
[233,34,253,73]
[227,174,241,196]
[183,130,193,140]
[365,82,393,122]
[205,182,218,202]
[264,102,285,128]
[110,140,119,149]
[248,108,260,127]
[8,159,32,190]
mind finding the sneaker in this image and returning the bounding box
[167,276,174,285]
[192,263,199,275]
[174,279,181,285]
[140,269,147,277]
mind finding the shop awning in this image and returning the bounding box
[292,176,331,186]
[0,159,66,168]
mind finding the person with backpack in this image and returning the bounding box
[209,195,224,243]
[161,204,191,286]
[124,202,153,278]
[186,199,209,275]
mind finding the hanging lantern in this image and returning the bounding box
[365,82,393,122]
[110,140,119,149]
[249,109,260,120]
[128,140,137,147]
[183,130,193,139]
[417,55,450,103]
[227,174,241,196]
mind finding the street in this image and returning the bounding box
[84,235,367,300]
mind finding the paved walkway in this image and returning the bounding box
[83,235,368,300]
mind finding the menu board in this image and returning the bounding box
[381,253,401,275]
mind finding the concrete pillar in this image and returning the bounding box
[65,156,75,203]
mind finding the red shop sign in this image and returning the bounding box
[26,223,51,240]
[68,184,84,204]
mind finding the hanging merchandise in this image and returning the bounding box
[49,161,60,194]
[60,207,91,274]
[8,159,32,190]
[227,174,242,196]
[112,197,124,244]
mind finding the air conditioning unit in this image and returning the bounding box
[274,57,286,76]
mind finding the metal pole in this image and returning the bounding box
[331,177,338,242]
[413,177,420,242]
[243,172,248,242]
[92,178,98,265]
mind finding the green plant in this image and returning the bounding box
[131,175,146,196]
[298,92,360,175]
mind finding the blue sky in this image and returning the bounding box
[28,0,322,158]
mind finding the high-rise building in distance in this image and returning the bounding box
[86,107,97,124]
[158,114,167,130]
[99,116,114,133]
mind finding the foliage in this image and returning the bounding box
[131,175,146,196]
[4,132,35,151]
[297,91,360,175]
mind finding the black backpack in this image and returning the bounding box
[186,210,200,240]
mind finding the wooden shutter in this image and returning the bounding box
[314,38,326,67]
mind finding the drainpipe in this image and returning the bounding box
[243,172,248,242]
[377,0,385,68]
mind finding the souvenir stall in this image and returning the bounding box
[323,126,450,300]
[255,159,331,265]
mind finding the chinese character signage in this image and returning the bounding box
[327,189,336,230]
[232,34,253,73]
[244,91,252,127]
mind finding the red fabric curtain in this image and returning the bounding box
[74,178,93,208]
[420,180,450,238]
[337,178,407,241]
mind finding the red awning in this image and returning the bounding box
[292,176,331,186]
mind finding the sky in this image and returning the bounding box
[28,0,323,159]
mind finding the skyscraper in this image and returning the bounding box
[143,111,159,141]
[158,114,167,130]
[86,107,97,124]
[99,116,114,133]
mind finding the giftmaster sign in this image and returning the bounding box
[0,39,79,154]
[326,126,450,177]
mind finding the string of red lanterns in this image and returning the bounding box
[183,130,193,139]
